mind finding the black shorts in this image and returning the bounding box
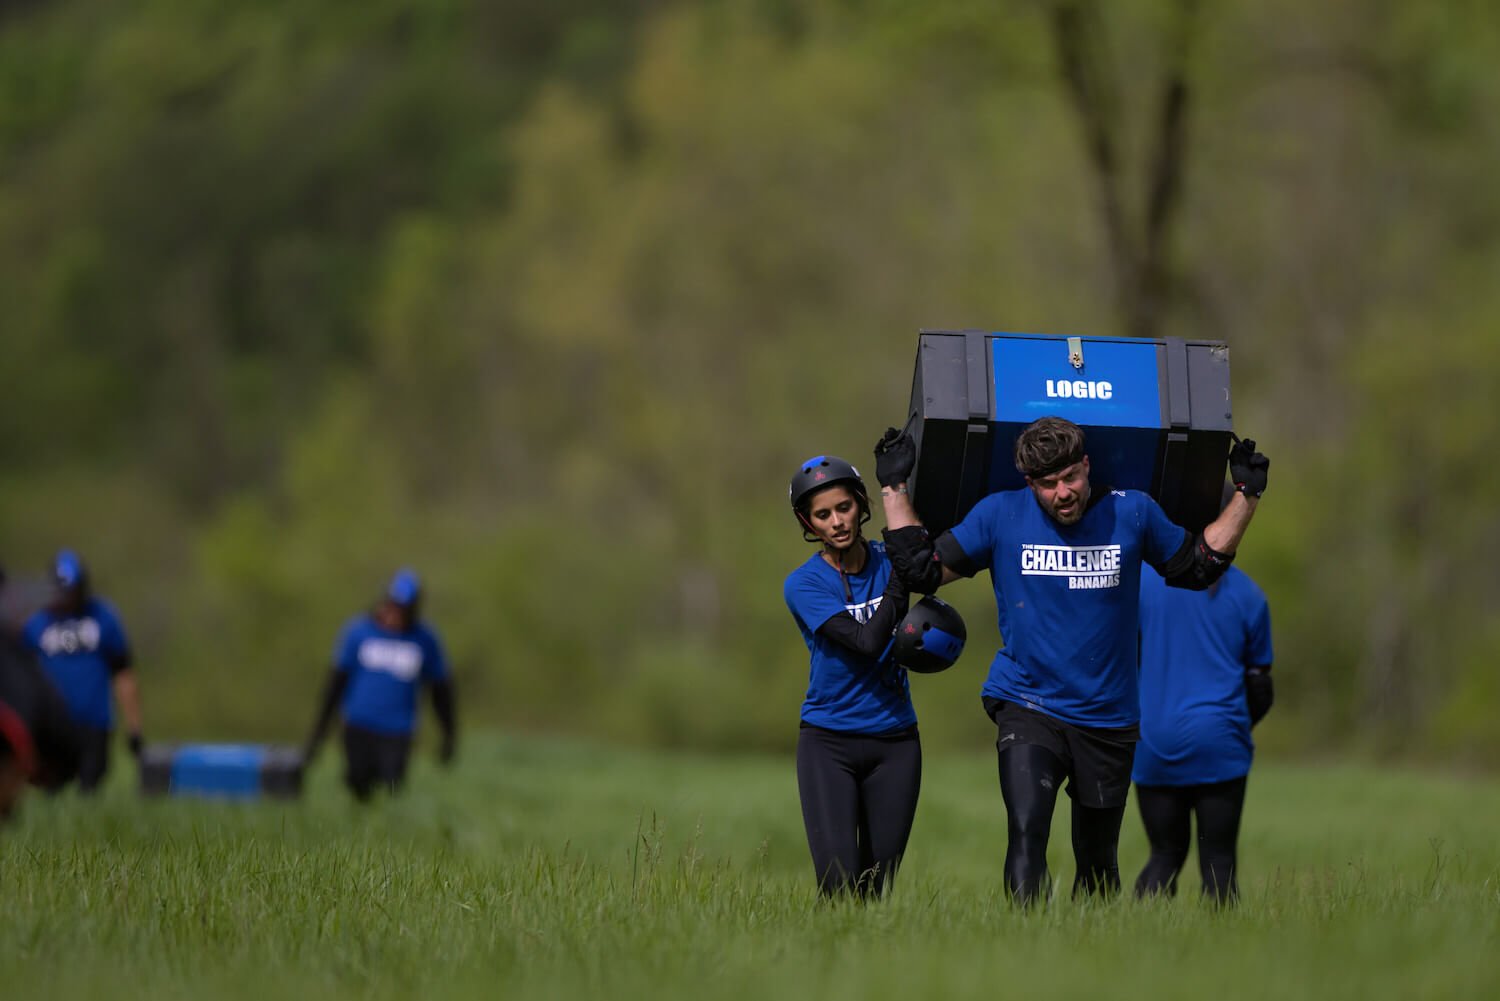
[342,724,412,798]
[983,698,1137,809]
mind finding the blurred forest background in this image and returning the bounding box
[2,0,1497,763]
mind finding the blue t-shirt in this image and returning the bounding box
[784,541,916,734]
[22,598,132,729]
[1133,565,1273,786]
[950,487,1186,727]
[333,614,449,736]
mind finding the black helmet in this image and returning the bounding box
[789,455,871,541]
[891,595,966,674]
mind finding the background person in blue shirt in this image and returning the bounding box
[20,550,145,793]
[875,417,1268,904]
[1133,487,1275,904]
[784,455,917,898]
[302,569,457,800]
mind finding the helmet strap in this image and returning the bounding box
[820,538,867,601]
[834,548,853,602]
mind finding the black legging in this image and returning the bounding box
[1134,776,1248,904]
[75,724,110,793]
[796,725,921,899]
[998,744,1126,904]
[342,725,413,801]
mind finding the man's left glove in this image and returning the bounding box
[874,426,917,488]
[439,733,457,767]
[127,732,144,761]
[1229,434,1270,498]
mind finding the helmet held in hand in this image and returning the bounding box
[891,595,966,674]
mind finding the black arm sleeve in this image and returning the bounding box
[1246,667,1274,726]
[815,574,910,660]
[881,526,980,594]
[1157,532,1235,591]
[304,670,349,754]
[430,679,456,739]
[106,647,133,677]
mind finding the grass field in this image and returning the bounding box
[3,732,1499,1000]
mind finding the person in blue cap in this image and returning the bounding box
[19,550,144,793]
[1132,486,1275,905]
[784,455,919,899]
[302,569,457,800]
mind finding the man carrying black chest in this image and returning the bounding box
[874,417,1268,904]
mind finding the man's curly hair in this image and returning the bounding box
[1014,417,1087,479]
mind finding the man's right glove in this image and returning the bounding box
[874,426,917,488]
[1228,434,1270,498]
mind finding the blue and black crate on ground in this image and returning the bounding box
[139,743,305,800]
[907,331,1234,534]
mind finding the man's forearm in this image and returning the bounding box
[880,483,922,530]
[113,670,143,735]
[1203,492,1258,555]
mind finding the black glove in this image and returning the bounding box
[874,426,917,488]
[439,733,457,767]
[127,732,144,760]
[1228,434,1270,498]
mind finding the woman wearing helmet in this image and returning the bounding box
[783,455,920,898]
